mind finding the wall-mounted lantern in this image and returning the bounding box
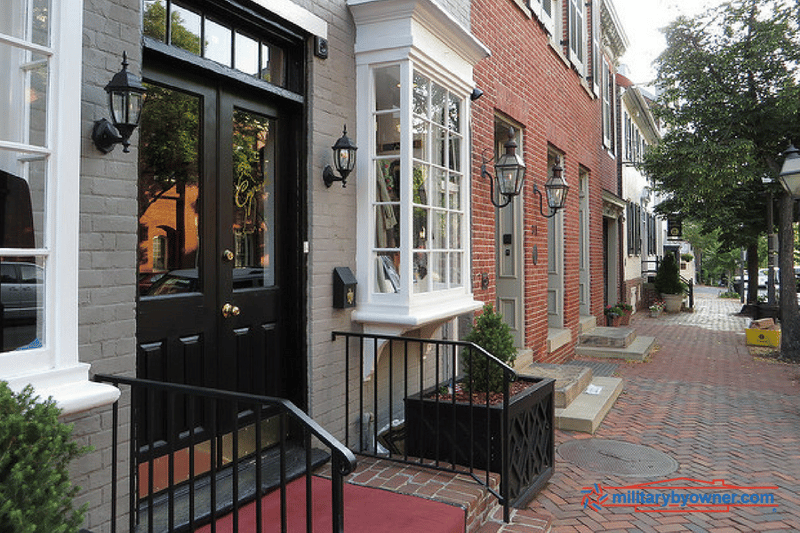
[323,126,358,188]
[533,155,569,218]
[92,52,146,154]
[778,144,800,197]
[482,127,526,208]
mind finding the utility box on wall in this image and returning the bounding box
[333,267,357,308]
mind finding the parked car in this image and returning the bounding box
[0,261,42,323]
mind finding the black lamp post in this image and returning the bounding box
[92,52,146,154]
[323,126,358,187]
[533,155,569,218]
[482,127,526,208]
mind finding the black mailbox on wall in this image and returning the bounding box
[333,267,357,308]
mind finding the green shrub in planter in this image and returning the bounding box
[0,382,91,533]
[654,254,686,295]
[463,304,516,393]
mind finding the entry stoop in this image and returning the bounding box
[575,326,655,362]
[523,363,622,434]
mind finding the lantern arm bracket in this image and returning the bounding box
[532,184,559,218]
[481,149,513,208]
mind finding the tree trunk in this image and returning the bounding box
[746,242,759,303]
[778,191,800,362]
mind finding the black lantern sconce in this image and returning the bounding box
[778,144,800,198]
[481,127,526,208]
[323,126,358,187]
[533,155,569,218]
[92,52,146,154]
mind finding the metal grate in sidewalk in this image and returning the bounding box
[564,359,619,377]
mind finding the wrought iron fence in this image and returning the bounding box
[93,374,357,533]
[331,331,554,522]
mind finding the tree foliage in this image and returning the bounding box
[645,0,800,251]
[463,304,516,394]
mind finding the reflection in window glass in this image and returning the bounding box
[170,4,202,55]
[204,19,232,66]
[413,251,428,293]
[235,32,259,76]
[232,109,275,287]
[143,0,166,42]
[1,257,45,352]
[0,0,49,45]
[376,159,400,203]
[376,114,400,156]
[413,72,429,116]
[137,83,201,296]
[376,253,400,293]
[0,43,50,148]
[260,43,285,85]
[376,66,401,112]
[375,204,399,249]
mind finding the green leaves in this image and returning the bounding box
[0,383,90,533]
[462,304,517,394]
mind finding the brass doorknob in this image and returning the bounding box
[222,249,235,262]
[222,303,240,318]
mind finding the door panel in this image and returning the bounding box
[136,64,300,454]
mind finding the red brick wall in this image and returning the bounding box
[470,1,618,363]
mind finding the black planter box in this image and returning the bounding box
[404,376,555,506]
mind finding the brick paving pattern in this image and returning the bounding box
[526,291,800,532]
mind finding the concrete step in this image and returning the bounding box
[578,326,637,348]
[554,376,624,434]
[523,363,592,409]
[575,335,655,362]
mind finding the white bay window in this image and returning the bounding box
[349,0,487,334]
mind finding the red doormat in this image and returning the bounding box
[195,475,465,533]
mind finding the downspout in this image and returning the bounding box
[616,81,625,302]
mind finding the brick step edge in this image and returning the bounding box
[475,507,552,533]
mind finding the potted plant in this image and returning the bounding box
[604,304,624,326]
[654,254,686,313]
[616,302,633,325]
[0,382,91,533]
[404,304,554,505]
[649,299,665,317]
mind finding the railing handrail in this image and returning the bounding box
[331,331,519,382]
[93,373,358,476]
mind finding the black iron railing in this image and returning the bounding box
[331,332,554,523]
[93,374,357,533]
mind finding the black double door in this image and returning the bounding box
[136,62,303,433]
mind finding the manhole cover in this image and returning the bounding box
[558,439,678,477]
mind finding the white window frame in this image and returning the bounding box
[602,60,613,149]
[0,0,118,413]
[348,0,486,334]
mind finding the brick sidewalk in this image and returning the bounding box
[526,292,800,532]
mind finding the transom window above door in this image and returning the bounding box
[143,0,294,91]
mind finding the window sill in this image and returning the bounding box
[546,327,572,353]
[6,363,120,416]
[352,294,482,331]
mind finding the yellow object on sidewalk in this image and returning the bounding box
[745,328,781,347]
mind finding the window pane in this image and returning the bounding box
[448,93,461,132]
[448,134,461,172]
[234,32,259,76]
[376,113,400,155]
[413,206,428,250]
[260,42,285,85]
[0,43,50,147]
[413,72,429,116]
[0,155,44,249]
[375,66,400,112]
[431,251,447,290]
[143,0,167,42]
[137,84,202,296]
[375,204,399,249]
[413,251,428,293]
[448,172,461,210]
[412,117,428,161]
[170,4,201,55]
[376,159,400,203]
[431,210,446,249]
[431,83,446,125]
[449,213,461,249]
[376,253,400,293]
[432,125,446,167]
[413,163,429,205]
[434,167,447,207]
[204,19,232,66]
[232,109,275,287]
[450,252,462,287]
[0,0,49,45]
[1,257,45,352]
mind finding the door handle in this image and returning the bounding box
[222,249,234,262]
[221,303,240,318]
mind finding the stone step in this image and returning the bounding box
[476,506,552,533]
[578,326,637,348]
[575,335,655,362]
[554,376,624,434]
[523,363,593,409]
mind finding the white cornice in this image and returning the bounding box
[254,0,327,38]
[601,0,629,59]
